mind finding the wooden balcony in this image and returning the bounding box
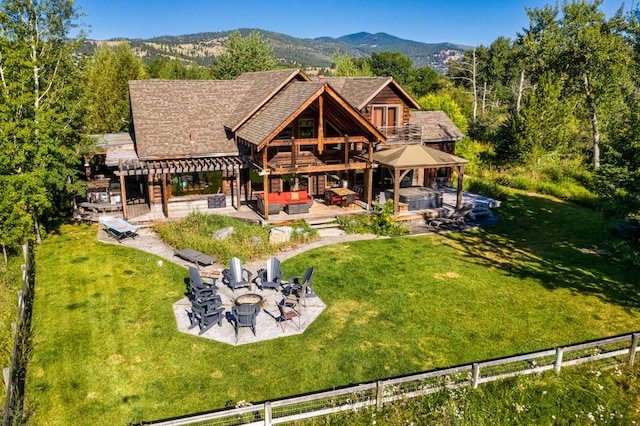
[377,124,423,145]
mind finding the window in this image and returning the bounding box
[371,105,400,128]
[276,126,293,139]
[298,118,314,138]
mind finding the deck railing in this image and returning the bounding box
[377,124,423,145]
[148,331,639,425]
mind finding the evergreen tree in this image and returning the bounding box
[84,42,147,133]
[210,30,276,80]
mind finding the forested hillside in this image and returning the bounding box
[78,28,469,72]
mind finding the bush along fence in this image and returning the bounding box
[148,331,639,426]
[2,243,34,426]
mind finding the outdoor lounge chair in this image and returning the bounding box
[188,302,225,335]
[428,206,474,228]
[231,304,260,337]
[255,256,284,291]
[175,248,217,266]
[99,217,139,242]
[222,257,253,292]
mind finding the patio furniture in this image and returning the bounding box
[277,301,301,331]
[99,217,139,242]
[188,302,225,335]
[188,267,218,301]
[255,256,284,291]
[284,283,308,310]
[284,266,315,298]
[231,304,260,337]
[222,257,253,292]
[428,206,474,228]
[175,248,217,266]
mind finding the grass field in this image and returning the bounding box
[24,188,640,425]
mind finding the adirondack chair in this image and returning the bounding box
[284,266,315,302]
[188,267,218,301]
[231,303,260,337]
[222,257,252,292]
[188,301,225,335]
[255,256,284,291]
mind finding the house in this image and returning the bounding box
[95,69,466,221]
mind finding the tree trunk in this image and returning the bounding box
[472,50,478,121]
[583,74,600,169]
[516,70,525,113]
[33,210,42,244]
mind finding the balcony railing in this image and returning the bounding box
[377,124,423,145]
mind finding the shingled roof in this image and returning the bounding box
[410,110,465,142]
[236,82,325,147]
[129,80,252,160]
[322,76,420,110]
[226,69,309,131]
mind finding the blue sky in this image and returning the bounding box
[75,0,628,47]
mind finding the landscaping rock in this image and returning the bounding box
[251,236,262,246]
[269,226,293,244]
[212,226,234,241]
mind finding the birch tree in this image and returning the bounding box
[0,0,87,246]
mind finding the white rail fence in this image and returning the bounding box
[149,331,639,426]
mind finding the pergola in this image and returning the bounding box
[371,145,469,214]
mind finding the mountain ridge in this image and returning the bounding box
[81,29,471,73]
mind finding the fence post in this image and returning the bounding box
[471,363,480,389]
[264,401,272,426]
[376,381,384,410]
[629,333,639,367]
[554,348,564,375]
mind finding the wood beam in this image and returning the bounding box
[393,168,400,214]
[318,95,324,154]
[264,174,270,220]
[119,174,128,220]
[456,165,465,208]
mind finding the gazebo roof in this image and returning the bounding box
[372,144,469,169]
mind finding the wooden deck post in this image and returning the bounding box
[393,168,400,214]
[263,174,270,220]
[629,333,639,366]
[119,174,128,220]
[235,166,241,210]
[456,165,465,209]
[162,174,169,218]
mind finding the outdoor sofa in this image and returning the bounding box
[256,190,313,215]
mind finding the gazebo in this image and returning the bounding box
[371,144,469,213]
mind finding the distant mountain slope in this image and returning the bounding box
[80,29,470,73]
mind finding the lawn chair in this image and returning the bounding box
[99,217,139,242]
[231,304,260,337]
[428,206,474,228]
[255,256,283,291]
[284,282,308,310]
[222,257,252,292]
[188,267,218,301]
[284,266,315,299]
[188,301,225,335]
[276,300,301,331]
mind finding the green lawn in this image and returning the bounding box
[25,189,640,425]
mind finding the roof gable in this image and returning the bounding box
[323,76,420,110]
[225,69,309,132]
[236,81,386,149]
